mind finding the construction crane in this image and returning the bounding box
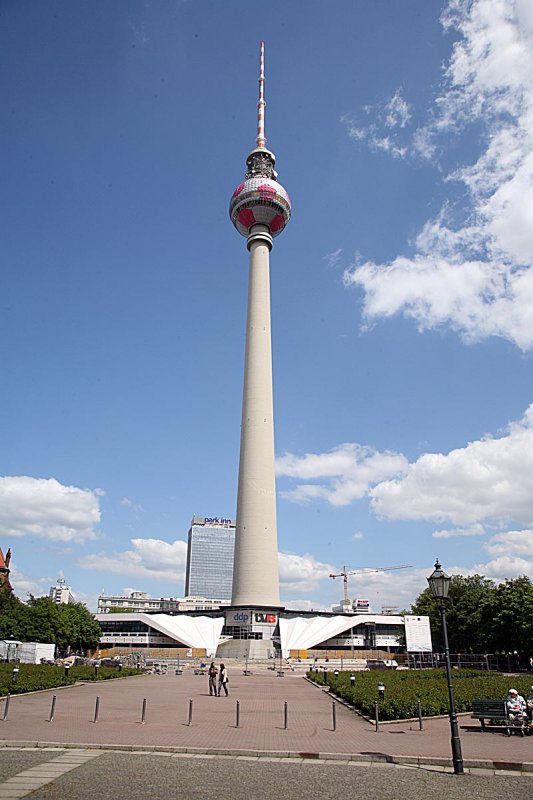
[329,565,412,608]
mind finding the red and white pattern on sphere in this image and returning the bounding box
[229,177,291,237]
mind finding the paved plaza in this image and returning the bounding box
[1,668,533,797]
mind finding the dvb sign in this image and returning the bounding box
[254,613,277,624]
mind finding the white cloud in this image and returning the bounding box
[277,444,408,506]
[278,552,335,593]
[324,248,343,268]
[344,0,533,350]
[79,537,188,583]
[484,528,533,559]
[385,90,411,128]
[9,564,53,601]
[432,523,486,538]
[371,404,533,526]
[0,476,101,543]
[352,531,365,540]
[341,89,411,159]
[278,406,533,547]
[470,529,533,582]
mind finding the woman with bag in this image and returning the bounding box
[217,663,229,696]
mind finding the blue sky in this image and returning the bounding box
[2,0,533,612]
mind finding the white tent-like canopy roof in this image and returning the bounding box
[139,614,224,656]
[279,614,403,657]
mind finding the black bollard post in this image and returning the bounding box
[3,693,10,721]
[12,667,19,685]
[188,699,193,726]
[350,672,355,689]
[64,664,70,679]
[236,700,240,728]
[418,699,424,731]
[374,700,380,732]
[284,700,288,730]
[93,696,100,723]
[332,700,337,732]
[49,695,57,723]
[141,698,147,725]
[94,664,100,679]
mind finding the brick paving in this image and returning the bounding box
[1,669,532,773]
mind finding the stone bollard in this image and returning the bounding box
[49,695,57,723]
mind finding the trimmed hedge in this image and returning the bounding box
[307,668,533,721]
[0,663,141,697]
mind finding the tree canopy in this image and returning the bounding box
[411,573,533,655]
[0,594,101,653]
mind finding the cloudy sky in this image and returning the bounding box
[2,0,533,612]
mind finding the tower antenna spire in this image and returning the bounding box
[256,40,266,150]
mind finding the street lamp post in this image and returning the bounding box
[427,559,464,776]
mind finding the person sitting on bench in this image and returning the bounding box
[506,688,526,724]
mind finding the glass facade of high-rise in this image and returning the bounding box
[184,516,235,601]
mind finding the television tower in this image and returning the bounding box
[229,42,291,608]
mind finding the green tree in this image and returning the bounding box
[62,602,102,651]
[0,594,101,653]
[0,593,30,640]
[411,574,496,652]
[482,576,533,656]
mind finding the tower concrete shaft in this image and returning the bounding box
[231,224,280,607]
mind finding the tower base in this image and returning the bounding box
[216,637,276,660]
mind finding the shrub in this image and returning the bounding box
[0,663,140,697]
[307,668,533,721]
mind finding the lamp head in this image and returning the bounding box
[427,559,451,601]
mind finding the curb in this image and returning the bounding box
[0,740,532,776]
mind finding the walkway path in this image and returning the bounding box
[1,669,532,776]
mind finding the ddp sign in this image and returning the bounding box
[226,610,278,626]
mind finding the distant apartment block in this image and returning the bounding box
[49,578,74,604]
[97,590,226,614]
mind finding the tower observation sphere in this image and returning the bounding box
[230,171,291,239]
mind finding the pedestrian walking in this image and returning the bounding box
[218,663,229,696]
[208,662,218,696]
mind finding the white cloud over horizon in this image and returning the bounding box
[343,0,533,351]
[370,404,533,525]
[279,552,335,593]
[79,537,188,583]
[0,476,102,543]
[432,523,486,539]
[9,563,54,601]
[279,404,533,534]
[277,444,408,506]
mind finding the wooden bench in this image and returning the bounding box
[471,698,525,736]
